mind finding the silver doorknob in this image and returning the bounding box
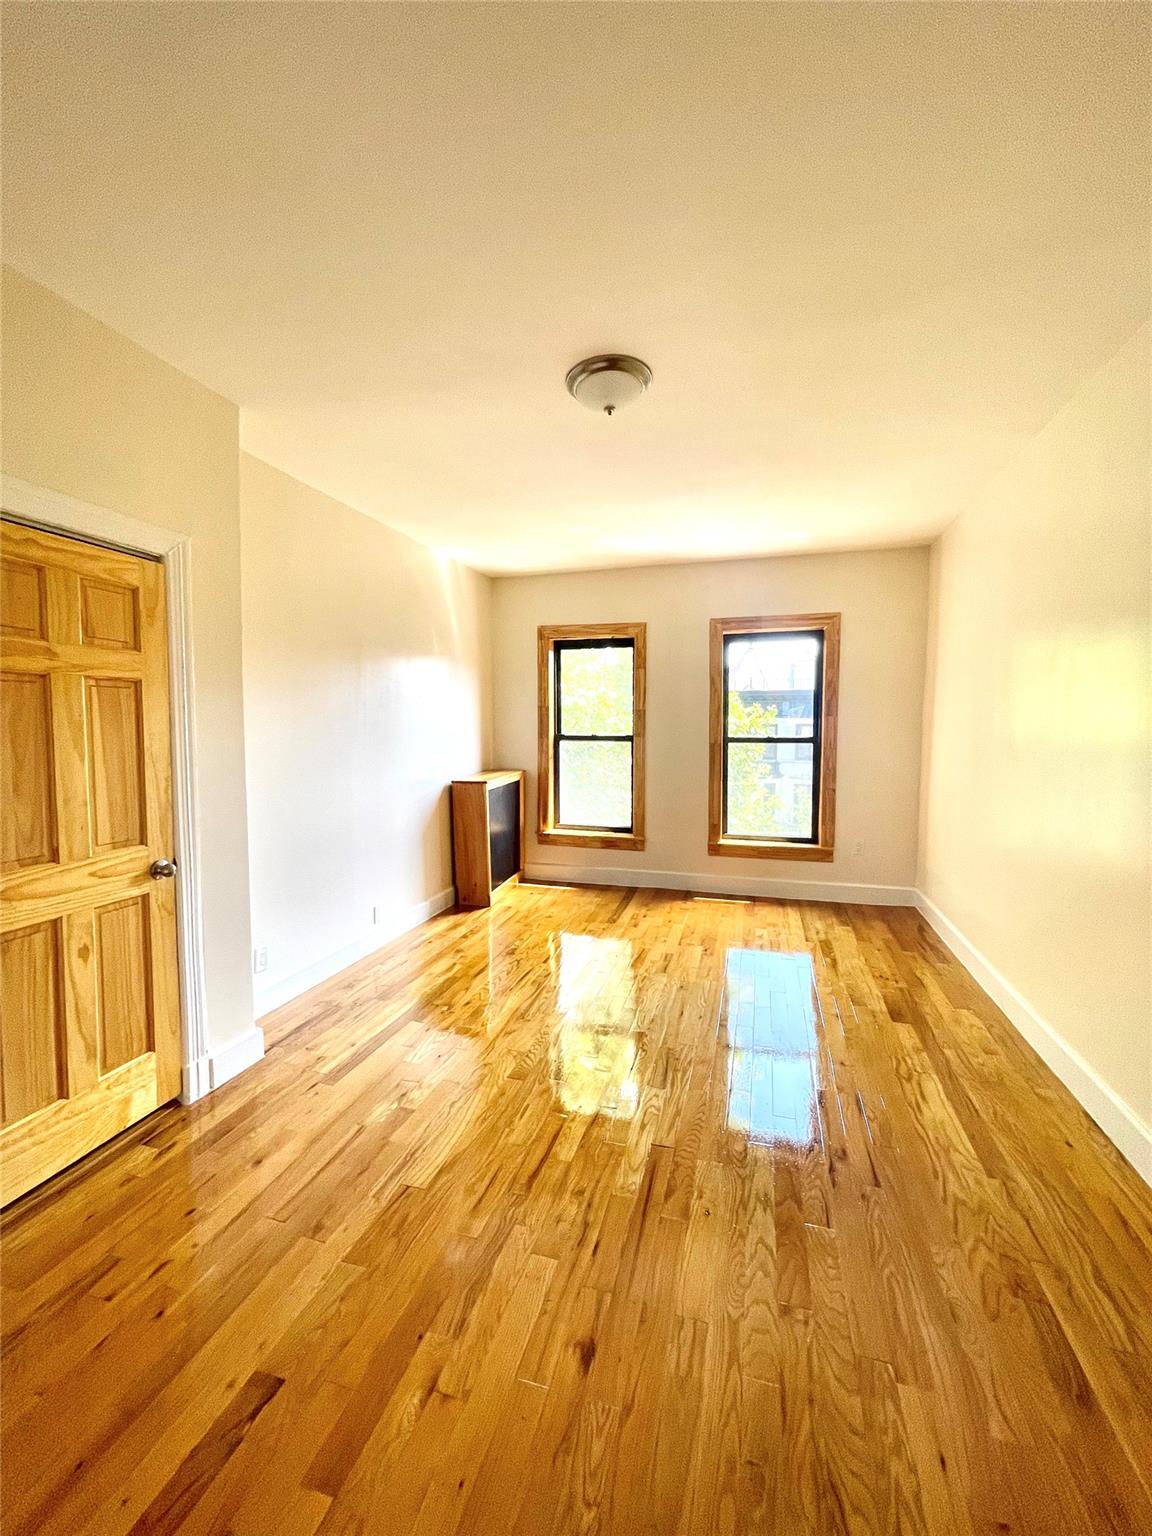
[149,858,178,880]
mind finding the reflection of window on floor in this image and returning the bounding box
[724,948,819,1147]
[551,932,639,1119]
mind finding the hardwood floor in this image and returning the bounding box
[3,882,1151,1535]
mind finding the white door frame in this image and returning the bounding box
[1,473,212,1103]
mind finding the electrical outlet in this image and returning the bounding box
[373,906,384,925]
[253,946,269,975]
[853,840,865,857]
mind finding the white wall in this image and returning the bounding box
[919,327,1151,1175]
[492,547,930,899]
[240,454,491,1014]
[1,266,256,1060]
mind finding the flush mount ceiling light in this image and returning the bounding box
[565,354,652,416]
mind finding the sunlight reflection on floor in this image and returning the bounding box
[551,931,640,1119]
[724,947,820,1147]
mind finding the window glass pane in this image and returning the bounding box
[559,645,633,736]
[726,743,814,840]
[558,740,632,828]
[726,634,818,739]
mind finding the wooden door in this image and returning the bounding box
[1,521,182,1204]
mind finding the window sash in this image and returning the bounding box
[721,628,824,845]
[553,638,636,833]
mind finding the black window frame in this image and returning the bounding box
[721,627,825,845]
[552,636,636,835]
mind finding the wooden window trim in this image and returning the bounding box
[537,622,646,851]
[708,612,840,862]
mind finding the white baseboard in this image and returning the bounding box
[915,892,1152,1186]
[252,887,456,1019]
[208,1027,266,1090]
[181,1025,266,1103]
[523,861,917,907]
[180,1056,212,1104]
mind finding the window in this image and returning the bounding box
[708,614,839,861]
[537,623,646,849]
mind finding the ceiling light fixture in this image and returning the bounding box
[565,354,652,416]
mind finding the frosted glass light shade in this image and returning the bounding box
[566,355,652,415]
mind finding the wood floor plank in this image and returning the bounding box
[2,884,1150,1534]
[121,1369,284,1536]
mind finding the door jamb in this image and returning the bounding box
[1,474,211,1103]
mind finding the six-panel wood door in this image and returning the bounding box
[1,521,182,1204]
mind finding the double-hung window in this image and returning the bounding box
[708,614,840,860]
[537,624,646,850]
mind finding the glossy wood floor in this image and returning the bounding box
[3,884,1152,1535]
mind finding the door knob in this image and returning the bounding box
[149,858,178,880]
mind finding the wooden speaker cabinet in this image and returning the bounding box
[451,771,525,908]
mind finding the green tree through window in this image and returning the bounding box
[555,642,634,829]
[724,695,798,837]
